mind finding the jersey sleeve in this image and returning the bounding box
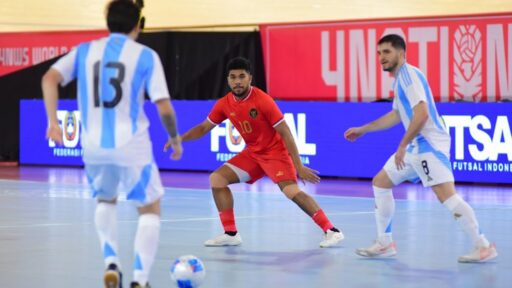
[260,94,284,127]
[401,68,426,108]
[51,48,78,86]
[207,99,226,125]
[145,49,171,102]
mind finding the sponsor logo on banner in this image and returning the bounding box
[210,113,316,164]
[48,110,83,157]
[0,30,106,76]
[453,25,482,101]
[443,115,512,175]
[260,13,512,102]
[20,100,512,184]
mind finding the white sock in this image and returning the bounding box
[373,186,395,245]
[443,194,490,248]
[133,213,161,286]
[94,202,120,268]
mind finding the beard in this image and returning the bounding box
[383,62,397,72]
[232,86,248,97]
[382,57,399,72]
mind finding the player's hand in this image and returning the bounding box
[46,122,63,145]
[298,165,320,184]
[394,146,406,170]
[344,127,365,142]
[163,136,183,160]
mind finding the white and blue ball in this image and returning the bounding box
[170,255,205,288]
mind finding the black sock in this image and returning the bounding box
[225,231,237,236]
[329,227,340,233]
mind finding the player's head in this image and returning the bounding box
[377,34,406,73]
[227,57,253,98]
[106,0,141,35]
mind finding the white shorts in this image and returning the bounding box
[383,151,454,187]
[85,162,164,207]
[82,130,153,166]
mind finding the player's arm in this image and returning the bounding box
[398,73,429,149]
[344,110,400,141]
[398,101,428,149]
[394,101,428,170]
[145,50,183,160]
[181,119,216,141]
[41,68,64,145]
[182,99,224,141]
[156,99,179,139]
[274,121,320,184]
[157,99,183,160]
[394,73,429,169]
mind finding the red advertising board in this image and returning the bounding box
[260,13,512,102]
[0,30,107,76]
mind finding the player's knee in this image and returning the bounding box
[372,173,383,186]
[372,176,380,187]
[282,184,301,199]
[372,171,393,188]
[138,199,161,215]
[209,172,229,188]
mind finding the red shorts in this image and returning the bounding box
[227,148,297,184]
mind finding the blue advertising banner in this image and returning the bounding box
[20,100,512,184]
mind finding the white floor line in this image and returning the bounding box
[0,209,422,230]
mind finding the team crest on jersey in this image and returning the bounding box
[63,111,78,141]
[249,108,258,119]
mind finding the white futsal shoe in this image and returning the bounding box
[355,240,397,257]
[319,229,344,248]
[204,233,242,247]
[458,243,498,263]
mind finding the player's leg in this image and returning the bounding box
[371,169,396,247]
[210,164,239,213]
[204,164,242,246]
[204,151,263,246]
[257,151,343,247]
[416,152,496,262]
[356,153,415,258]
[279,180,319,216]
[432,182,497,263]
[97,199,124,288]
[86,164,123,288]
[278,181,344,248]
[125,163,164,287]
[131,200,160,287]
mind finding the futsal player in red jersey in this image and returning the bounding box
[179,57,343,247]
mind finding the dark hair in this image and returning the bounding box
[227,57,252,74]
[378,34,406,51]
[106,0,141,33]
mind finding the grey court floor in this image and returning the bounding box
[0,172,510,288]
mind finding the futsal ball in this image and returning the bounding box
[170,255,206,288]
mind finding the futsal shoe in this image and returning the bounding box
[319,229,345,248]
[458,243,498,263]
[130,282,151,288]
[355,240,397,257]
[204,232,242,246]
[104,263,123,288]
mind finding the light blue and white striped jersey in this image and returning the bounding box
[392,63,451,156]
[52,33,170,165]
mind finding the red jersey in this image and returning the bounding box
[208,86,286,153]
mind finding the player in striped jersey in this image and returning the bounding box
[344,34,496,263]
[42,1,182,287]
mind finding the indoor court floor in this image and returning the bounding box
[0,166,510,288]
